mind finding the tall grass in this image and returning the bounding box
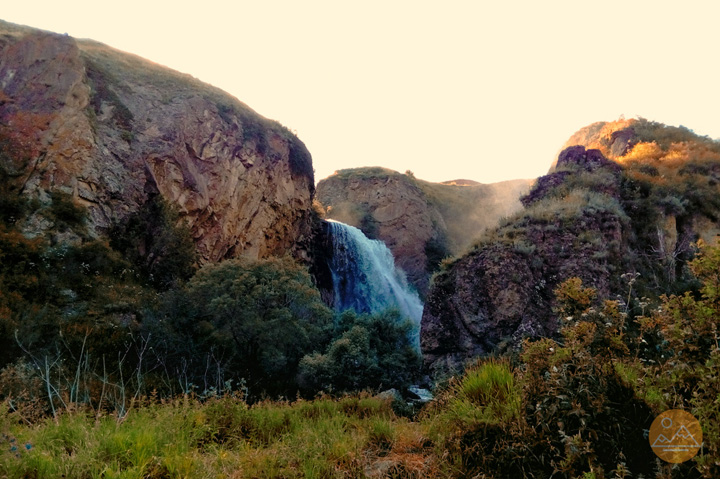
[0,393,442,478]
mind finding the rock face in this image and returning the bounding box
[522,146,621,207]
[316,168,533,295]
[421,146,627,373]
[550,119,636,168]
[0,20,314,262]
[317,169,444,294]
[422,117,720,374]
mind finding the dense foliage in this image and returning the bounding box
[1,245,719,477]
[109,194,198,290]
[2,118,720,477]
[0,156,421,408]
[147,256,334,397]
[298,309,421,393]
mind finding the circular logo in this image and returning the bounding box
[649,409,702,463]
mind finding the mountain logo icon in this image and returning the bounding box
[649,410,702,463]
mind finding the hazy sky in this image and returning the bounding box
[4,1,719,184]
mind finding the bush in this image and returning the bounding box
[298,309,422,394]
[424,231,450,274]
[47,191,87,232]
[0,165,28,227]
[149,256,333,397]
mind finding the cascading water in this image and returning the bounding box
[326,220,424,346]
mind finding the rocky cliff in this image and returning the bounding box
[421,119,720,373]
[0,20,314,262]
[316,168,532,295]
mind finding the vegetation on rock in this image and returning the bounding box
[422,119,720,373]
[2,31,719,476]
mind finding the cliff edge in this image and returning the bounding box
[421,119,720,373]
[0,20,315,262]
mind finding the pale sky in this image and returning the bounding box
[3,1,719,184]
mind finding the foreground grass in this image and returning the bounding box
[1,351,715,478]
[0,363,523,478]
[0,394,447,479]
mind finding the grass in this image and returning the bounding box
[456,361,520,422]
[0,379,524,478]
[0,394,441,478]
[1,327,716,479]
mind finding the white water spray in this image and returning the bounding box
[326,220,424,344]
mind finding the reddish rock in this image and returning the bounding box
[0,20,314,263]
[422,149,628,374]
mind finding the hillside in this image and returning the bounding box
[422,118,720,372]
[0,19,315,263]
[316,168,532,294]
[2,18,720,477]
[0,21,343,404]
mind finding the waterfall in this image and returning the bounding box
[326,220,424,343]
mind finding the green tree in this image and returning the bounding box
[109,195,197,290]
[151,256,332,396]
[298,309,421,393]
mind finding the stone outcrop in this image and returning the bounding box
[421,147,628,373]
[551,119,637,168]
[316,168,533,295]
[422,120,720,373]
[522,146,621,207]
[0,20,314,262]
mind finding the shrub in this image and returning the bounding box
[0,165,28,227]
[47,191,87,232]
[424,232,450,274]
[149,256,333,397]
[298,309,421,394]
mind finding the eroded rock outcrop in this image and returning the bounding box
[421,147,628,373]
[422,119,720,373]
[0,20,314,262]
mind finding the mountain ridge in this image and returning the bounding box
[421,118,720,373]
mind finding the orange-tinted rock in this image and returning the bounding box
[0,20,314,263]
